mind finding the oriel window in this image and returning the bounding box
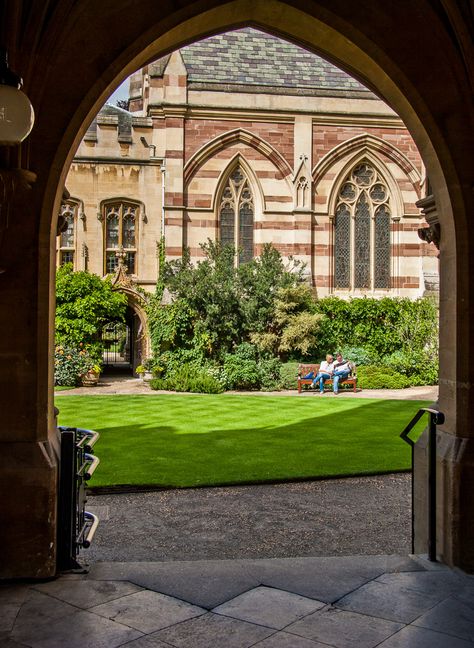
[334,162,391,290]
[103,201,138,274]
[219,166,254,264]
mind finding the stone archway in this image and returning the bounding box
[1,0,472,577]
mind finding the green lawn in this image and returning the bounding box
[56,394,429,489]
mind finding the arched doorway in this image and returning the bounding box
[1,0,472,577]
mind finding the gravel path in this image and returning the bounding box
[85,473,411,562]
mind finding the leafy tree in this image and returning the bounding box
[55,264,127,357]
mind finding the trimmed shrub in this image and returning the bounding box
[149,365,224,394]
[223,354,261,390]
[382,349,438,386]
[279,361,300,389]
[258,357,282,391]
[357,365,411,389]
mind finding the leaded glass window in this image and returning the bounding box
[334,162,391,291]
[354,194,371,288]
[58,202,77,266]
[219,166,254,264]
[103,201,139,275]
[334,204,351,288]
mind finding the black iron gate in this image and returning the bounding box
[102,321,131,367]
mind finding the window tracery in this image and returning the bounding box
[103,201,138,274]
[219,166,254,264]
[334,162,391,290]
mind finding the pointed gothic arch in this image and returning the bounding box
[216,161,256,264]
[184,128,293,185]
[332,159,395,292]
[312,133,422,187]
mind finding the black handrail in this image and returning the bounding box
[400,407,444,562]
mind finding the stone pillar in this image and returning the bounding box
[414,193,474,572]
[0,171,58,578]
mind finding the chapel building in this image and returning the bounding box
[60,28,438,356]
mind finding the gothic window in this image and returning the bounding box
[58,202,77,266]
[334,162,391,290]
[103,201,138,274]
[219,166,254,264]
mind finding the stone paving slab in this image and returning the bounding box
[2,556,473,648]
[212,586,325,629]
[286,607,405,648]
[87,555,423,608]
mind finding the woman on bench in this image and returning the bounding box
[311,354,334,394]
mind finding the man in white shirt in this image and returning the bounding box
[312,354,335,394]
[332,353,352,394]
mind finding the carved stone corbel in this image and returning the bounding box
[416,194,440,250]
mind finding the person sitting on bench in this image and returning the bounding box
[311,354,335,394]
[332,353,352,394]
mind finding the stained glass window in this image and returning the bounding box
[103,201,139,275]
[219,165,254,265]
[58,202,77,266]
[334,162,391,291]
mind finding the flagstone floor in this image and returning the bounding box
[2,554,473,648]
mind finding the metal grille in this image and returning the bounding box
[374,204,391,288]
[334,203,351,288]
[354,193,371,288]
[102,321,131,366]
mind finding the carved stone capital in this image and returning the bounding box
[416,194,440,249]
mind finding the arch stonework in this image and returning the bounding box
[184,128,293,184]
[1,0,472,576]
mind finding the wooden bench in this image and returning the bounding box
[297,363,358,393]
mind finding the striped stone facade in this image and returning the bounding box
[62,28,438,299]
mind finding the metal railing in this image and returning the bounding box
[57,426,100,571]
[400,407,444,562]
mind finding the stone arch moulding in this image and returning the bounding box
[211,152,266,215]
[183,128,293,187]
[325,148,408,220]
[110,274,150,358]
[97,197,146,222]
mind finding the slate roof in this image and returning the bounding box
[162,28,371,97]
